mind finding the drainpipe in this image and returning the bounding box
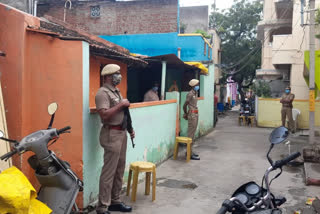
[300,0,304,26]
[33,0,38,17]
[64,0,72,22]
[161,61,167,100]
[177,48,181,59]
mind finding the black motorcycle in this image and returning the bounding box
[217,126,301,214]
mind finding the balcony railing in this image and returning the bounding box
[256,69,282,77]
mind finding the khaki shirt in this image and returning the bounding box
[281,93,295,108]
[95,83,124,125]
[186,90,198,111]
[143,89,159,102]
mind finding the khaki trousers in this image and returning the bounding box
[97,126,128,213]
[187,113,198,154]
[281,107,294,131]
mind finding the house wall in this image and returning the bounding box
[0,3,86,205]
[37,0,178,35]
[101,33,213,62]
[101,33,179,57]
[258,0,320,99]
[257,98,320,129]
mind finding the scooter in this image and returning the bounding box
[0,103,84,214]
[217,126,301,214]
[239,98,253,126]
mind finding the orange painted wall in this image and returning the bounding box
[23,32,84,205]
[89,55,127,107]
[0,3,40,168]
[0,4,84,206]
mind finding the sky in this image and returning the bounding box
[180,0,234,11]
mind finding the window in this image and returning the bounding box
[91,5,100,18]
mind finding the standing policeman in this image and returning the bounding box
[280,86,295,132]
[95,64,134,214]
[183,79,200,161]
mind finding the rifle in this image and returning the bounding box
[124,108,135,148]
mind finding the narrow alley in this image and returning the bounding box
[120,111,320,214]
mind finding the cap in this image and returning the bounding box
[101,64,120,76]
[189,79,199,87]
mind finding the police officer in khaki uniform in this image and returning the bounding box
[183,79,200,161]
[95,64,134,214]
[280,86,295,132]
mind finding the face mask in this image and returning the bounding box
[152,87,158,91]
[285,89,290,94]
[112,73,122,85]
[194,86,200,91]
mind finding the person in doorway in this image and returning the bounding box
[183,79,200,160]
[280,86,295,132]
[168,80,179,92]
[143,82,160,102]
[95,64,135,214]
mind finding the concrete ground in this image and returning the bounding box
[111,110,320,214]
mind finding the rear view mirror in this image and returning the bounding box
[0,130,4,138]
[48,103,58,115]
[269,126,289,145]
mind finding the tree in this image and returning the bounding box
[209,0,263,101]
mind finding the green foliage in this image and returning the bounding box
[209,0,263,100]
[316,8,320,24]
[180,23,187,33]
[193,29,212,39]
[251,81,271,98]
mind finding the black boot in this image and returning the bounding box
[108,203,132,212]
[191,154,200,160]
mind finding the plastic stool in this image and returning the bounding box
[126,161,156,202]
[238,116,246,126]
[173,137,192,162]
[247,116,256,127]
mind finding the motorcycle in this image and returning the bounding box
[217,126,301,214]
[239,98,253,125]
[0,103,84,214]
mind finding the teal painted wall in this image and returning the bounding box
[179,64,214,138]
[82,88,178,206]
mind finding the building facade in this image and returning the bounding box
[257,0,320,99]
[37,0,178,35]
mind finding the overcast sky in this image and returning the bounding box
[180,0,234,11]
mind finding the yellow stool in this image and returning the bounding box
[238,115,246,126]
[248,116,256,127]
[173,137,192,162]
[126,161,156,202]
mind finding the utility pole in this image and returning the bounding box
[309,0,316,145]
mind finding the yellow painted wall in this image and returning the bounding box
[257,98,320,129]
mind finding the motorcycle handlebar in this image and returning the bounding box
[216,206,228,214]
[57,126,71,135]
[273,152,301,169]
[0,149,18,161]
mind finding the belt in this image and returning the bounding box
[189,110,198,113]
[108,125,125,130]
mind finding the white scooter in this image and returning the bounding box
[0,103,84,214]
